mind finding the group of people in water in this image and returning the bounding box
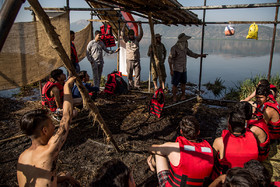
[15,24,280,186]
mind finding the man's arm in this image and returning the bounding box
[47,77,75,154]
[149,142,176,157]
[51,87,63,109]
[213,137,223,159]
[86,41,94,62]
[147,45,152,57]
[168,47,176,76]
[136,23,143,42]
[186,48,207,59]
[121,24,128,43]
[163,44,167,62]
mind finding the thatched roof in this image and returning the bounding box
[86,0,202,37]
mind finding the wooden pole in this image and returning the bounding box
[117,14,120,71]
[0,0,26,51]
[148,13,160,93]
[267,0,279,81]
[28,0,120,152]
[198,0,206,91]
[181,3,280,10]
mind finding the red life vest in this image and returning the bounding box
[71,41,78,63]
[220,129,258,169]
[100,25,116,47]
[149,88,164,118]
[262,101,280,139]
[41,81,64,112]
[166,136,214,187]
[247,118,270,161]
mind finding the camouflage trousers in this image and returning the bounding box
[151,61,166,83]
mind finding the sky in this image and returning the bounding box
[0,0,278,24]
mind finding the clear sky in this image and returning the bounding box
[0,0,278,24]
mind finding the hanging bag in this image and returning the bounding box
[246,23,258,40]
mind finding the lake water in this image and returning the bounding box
[1,38,279,98]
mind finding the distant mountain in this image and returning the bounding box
[71,19,280,41]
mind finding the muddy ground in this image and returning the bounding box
[0,90,231,186]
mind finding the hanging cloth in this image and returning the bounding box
[100,24,116,47]
[246,23,258,40]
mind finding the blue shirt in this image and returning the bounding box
[72,82,99,98]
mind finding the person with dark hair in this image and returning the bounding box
[168,33,207,102]
[147,116,214,187]
[86,30,119,88]
[42,69,66,112]
[90,159,135,187]
[17,77,80,187]
[244,159,270,187]
[121,22,143,90]
[256,84,280,140]
[70,30,80,73]
[72,70,99,100]
[147,33,167,91]
[212,102,258,175]
[244,101,270,161]
[223,167,258,187]
[242,79,277,102]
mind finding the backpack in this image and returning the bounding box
[104,71,128,95]
[149,88,165,118]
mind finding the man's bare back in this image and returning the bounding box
[17,77,77,187]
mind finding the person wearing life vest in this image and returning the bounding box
[147,116,214,187]
[242,101,270,161]
[70,30,80,73]
[256,84,280,140]
[100,24,116,48]
[213,102,259,175]
[241,79,277,103]
[42,69,66,112]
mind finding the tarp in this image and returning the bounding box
[74,23,92,62]
[0,12,70,90]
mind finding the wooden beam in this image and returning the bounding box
[27,0,120,152]
[181,3,280,10]
[0,0,25,51]
[268,0,279,81]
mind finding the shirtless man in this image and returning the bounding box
[147,116,214,187]
[17,77,80,187]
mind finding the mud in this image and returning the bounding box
[0,92,230,186]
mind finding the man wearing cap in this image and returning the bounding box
[148,33,167,90]
[121,23,143,90]
[168,33,207,102]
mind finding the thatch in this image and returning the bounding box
[86,0,201,37]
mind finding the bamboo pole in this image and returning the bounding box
[117,16,120,71]
[148,13,160,93]
[181,3,280,10]
[267,0,279,81]
[198,0,206,91]
[0,0,25,51]
[27,0,120,152]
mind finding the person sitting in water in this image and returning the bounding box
[72,70,99,100]
[17,77,80,187]
[147,115,214,187]
[212,102,259,175]
[90,159,136,187]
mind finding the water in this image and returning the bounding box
[1,39,279,99]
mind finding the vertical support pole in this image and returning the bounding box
[267,0,279,81]
[198,0,207,91]
[0,0,25,51]
[117,12,120,71]
[90,11,94,40]
[148,13,159,93]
